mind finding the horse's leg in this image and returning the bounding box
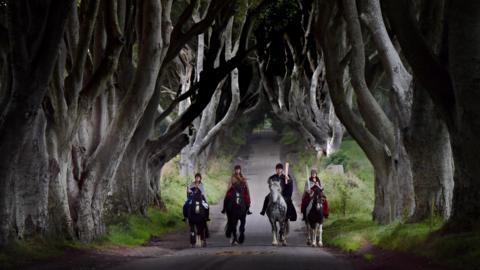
[306,222,312,246]
[225,215,231,238]
[238,215,246,244]
[232,218,238,246]
[196,224,202,248]
[311,224,318,247]
[318,223,323,247]
[280,221,287,246]
[282,220,289,246]
[230,219,237,246]
[190,224,196,247]
[202,222,207,247]
[270,220,278,246]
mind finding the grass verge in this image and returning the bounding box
[280,127,480,269]
[104,155,230,246]
[0,154,232,268]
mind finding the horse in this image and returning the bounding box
[187,187,209,248]
[305,186,324,247]
[266,180,289,246]
[225,183,247,245]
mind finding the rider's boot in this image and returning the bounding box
[205,226,210,238]
[221,197,227,214]
[260,195,269,215]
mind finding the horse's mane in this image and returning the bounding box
[191,187,203,201]
[311,186,323,205]
[232,181,244,191]
[269,181,282,203]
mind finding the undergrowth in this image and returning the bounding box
[104,155,230,246]
[281,126,479,269]
[0,154,231,268]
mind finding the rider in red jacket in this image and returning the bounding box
[301,169,329,220]
[221,165,252,214]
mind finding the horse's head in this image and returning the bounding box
[232,183,243,206]
[269,181,282,202]
[191,186,202,199]
[312,187,323,211]
[190,187,204,215]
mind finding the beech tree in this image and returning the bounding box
[257,0,344,156]
[0,0,74,245]
[0,0,260,243]
[384,0,480,231]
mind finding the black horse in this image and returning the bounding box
[225,183,247,245]
[188,187,209,247]
[305,186,324,247]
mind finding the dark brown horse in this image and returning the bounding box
[188,187,208,247]
[305,186,324,247]
[225,183,248,245]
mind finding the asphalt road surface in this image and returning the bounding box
[109,130,354,270]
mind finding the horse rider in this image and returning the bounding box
[260,163,297,221]
[301,169,323,221]
[183,173,210,222]
[221,165,252,215]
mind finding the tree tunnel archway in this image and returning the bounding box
[2,0,480,246]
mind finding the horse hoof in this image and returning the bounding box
[239,234,245,244]
[318,242,323,247]
[272,242,278,246]
[202,241,207,248]
[282,242,287,246]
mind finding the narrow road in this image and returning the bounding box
[110,130,353,270]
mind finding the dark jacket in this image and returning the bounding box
[268,173,293,199]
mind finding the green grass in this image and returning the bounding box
[281,133,480,268]
[105,207,184,246]
[323,214,480,269]
[0,237,67,269]
[363,252,375,262]
[104,155,230,246]
[334,140,374,186]
[0,154,232,268]
[324,214,444,253]
[288,138,374,217]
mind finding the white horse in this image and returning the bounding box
[305,187,324,247]
[266,180,289,246]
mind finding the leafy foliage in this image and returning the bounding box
[325,152,350,171]
[256,0,301,33]
[105,155,230,246]
[280,126,303,145]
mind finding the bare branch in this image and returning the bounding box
[383,0,455,127]
[65,0,101,106]
[79,0,124,112]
